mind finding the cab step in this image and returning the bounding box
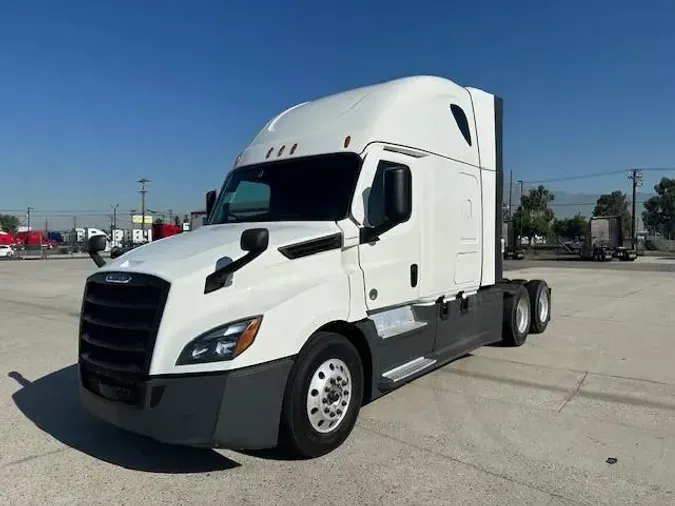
[378,356,437,391]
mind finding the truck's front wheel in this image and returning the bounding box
[278,331,364,459]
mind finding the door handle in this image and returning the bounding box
[410,264,418,287]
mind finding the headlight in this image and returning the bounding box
[176,316,262,365]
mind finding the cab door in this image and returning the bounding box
[353,146,422,312]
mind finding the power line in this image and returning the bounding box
[548,200,650,207]
[522,167,675,185]
[522,169,628,184]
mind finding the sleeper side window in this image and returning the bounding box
[450,104,472,146]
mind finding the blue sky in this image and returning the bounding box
[1,0,675,220]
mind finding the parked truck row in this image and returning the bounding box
[502,214,637,263]
[80,75,553,458]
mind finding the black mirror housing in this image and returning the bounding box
[204,227,270,294]
[359,165,412,244]
[384,166,412,224]
[205,190,217,218]
[241,228,269,253]
[87,235,107,253]
[87,235,108,267]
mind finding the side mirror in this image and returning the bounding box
[360,166,412,244]
[204,227,270,294]
[87,235,107,267]
[241,228,269,253]
[87,235,107,253]
[205,190,217,218]
[383,166,412,224]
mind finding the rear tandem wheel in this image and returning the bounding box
[524,279,551,333]
[501,284,531,347]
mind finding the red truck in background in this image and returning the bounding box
[0,232,16,246]
[151,223,183,240]
[15,230,59,248]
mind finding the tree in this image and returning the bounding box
[514,185,556,241]
[173,215,181,226]
[0,214,20,234]
[642,177,675,238]
[553,213,587,240]
[154,217,164,225]
[593,190,629,217]
[592,190,630,239]
[522,185,555,212]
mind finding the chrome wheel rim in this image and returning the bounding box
[306,359,352,434]
[516,296,530,334]
[538,289,549,323]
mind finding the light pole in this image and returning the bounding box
[508,170,513,219]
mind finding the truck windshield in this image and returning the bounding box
[208,152,363,224]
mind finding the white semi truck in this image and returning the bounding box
[80,75,552,458]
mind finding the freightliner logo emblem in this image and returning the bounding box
[105,273,133,284]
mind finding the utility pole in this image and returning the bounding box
[110,204,118,240]
[72,216,77,256]
[516,180,524,243]
[508,171,513,220]
[137,178,150,241]
[26,206,32,231]
[628,168,643,250]
[129,209,137,246]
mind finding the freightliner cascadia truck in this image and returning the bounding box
[80,75,552,458]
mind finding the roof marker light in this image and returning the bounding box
[290,143,298,155]
[277,145,286,157]
[344,135,351,148]
[266,147,274,159]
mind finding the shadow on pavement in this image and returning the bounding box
[8,366,240,474]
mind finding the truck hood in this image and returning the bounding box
[99,221,343,281]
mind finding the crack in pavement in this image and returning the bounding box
[558,371,588,413]
[355,424,592,506]
[2,447,71,468]
[476,354,675,387]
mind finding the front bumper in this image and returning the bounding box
[78,356,295,450]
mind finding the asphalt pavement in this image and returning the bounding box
[1,259,674,505]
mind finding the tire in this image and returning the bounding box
[278,331,364,459]
[525,279,550,334]
[501,284,531,347]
